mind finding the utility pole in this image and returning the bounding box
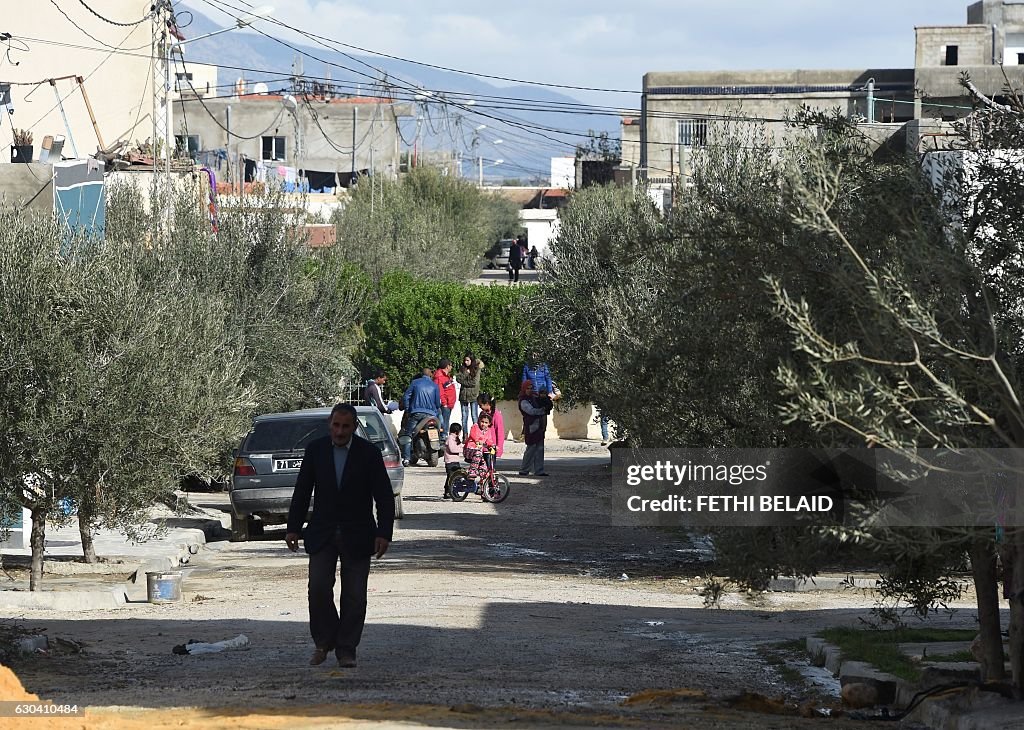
[351,106,357,180]
[866,77,876,123]
[639,91,648,182]
[226,104,232,187]
[151,0,173,243]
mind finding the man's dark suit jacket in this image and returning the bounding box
[286,434,395,556]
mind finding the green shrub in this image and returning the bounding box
[361,273,535,399]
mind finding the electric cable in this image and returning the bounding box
[77,0,152,27]
[202,0,638,95]
[181,88,286,139]
[10,34,824,127]
[49,1,152,52]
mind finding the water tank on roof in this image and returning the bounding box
[253,82,269,95]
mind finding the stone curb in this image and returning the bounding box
[0,517,225,611]
[806,636,1022,728]
[0,586,127,611]
[769,575,878,592]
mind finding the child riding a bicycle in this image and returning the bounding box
[464,412,496,484]
[447,410,512,504]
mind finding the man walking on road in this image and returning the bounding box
[508,236,524,283]
[285,403,395,669]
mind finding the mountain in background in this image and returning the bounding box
[178,10,626,183]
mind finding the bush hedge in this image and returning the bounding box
[360,273,535,399]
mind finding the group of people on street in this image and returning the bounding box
[364,352,560,476]
[507,235,540,283]
[286,353,563,672]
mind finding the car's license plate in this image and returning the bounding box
[426,428,439,441]
[273,458,303,471]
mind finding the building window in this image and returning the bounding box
[174,72,194,94]
[262,135,286,161]
[174,134,200,160]
[943,45,959,66]
[678,118,708,147]
[1018,52,1024,65]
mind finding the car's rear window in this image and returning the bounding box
[357,413,397,455]
[243,418,328,453]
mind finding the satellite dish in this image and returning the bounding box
[253,82,269,95]
[235,77,247,97]
[281,94,297,112]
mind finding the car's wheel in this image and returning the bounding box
[230,514,251,542]
[394,493,404,519]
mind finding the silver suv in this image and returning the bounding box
[228,406,405,541]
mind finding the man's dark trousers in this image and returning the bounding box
[308,530,372,655]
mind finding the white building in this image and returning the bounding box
[2,1,153,159]
[550,157,575,188]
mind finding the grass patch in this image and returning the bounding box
[820,628,977,682]
[758,640,808,687]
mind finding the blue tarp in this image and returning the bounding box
[53,159,105,238]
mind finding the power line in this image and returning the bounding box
[49,0,151,52]
[77,0,152,27]
[179,86,286,139]
[11,30,858,163]
[13,27,142,141]
[201,0,639,95]
[187,0,602,150]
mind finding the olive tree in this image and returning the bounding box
[534,114,1005,629]
[0,209,252,587]
[0,180,369,586]
[333,166,522,282]
[771,85,1024,688]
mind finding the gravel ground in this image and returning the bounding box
[2,439,979,728]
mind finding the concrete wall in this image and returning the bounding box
[3,1,152,156]
[906,119,960,153]
[641,68,913,181]
[969,0,1024,28]
[621,120,641,168]
[175,96,411,178]
[520,209,559,257]
[916,65,1024,100]
[0,164,53,215]
[172,63,220,99]
[915,26,993,67]
[550,157,575,188]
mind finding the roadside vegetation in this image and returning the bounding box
[0,166,531,589]
[1,182,367,589]
[819,627,978,681]
[332,165,522,282]
[359,272,535,399]
[534,87,1024,690]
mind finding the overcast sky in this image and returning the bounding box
[183,0,974,94]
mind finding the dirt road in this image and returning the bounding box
[4,441,949,728]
